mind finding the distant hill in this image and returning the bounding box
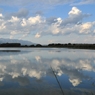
[0,38,35,45]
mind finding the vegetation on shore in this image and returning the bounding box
[0,43,95,49]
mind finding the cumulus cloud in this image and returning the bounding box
[69,7,81,15]
[79,22,95,34]
[0,13,3,18]
[0,14,45,38]
[35,33,41,38]
[61,7,91,26]
[36,7,93,36]
[0,7,94,39]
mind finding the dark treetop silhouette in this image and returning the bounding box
[0,43,95,49]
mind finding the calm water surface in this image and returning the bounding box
[0,48,95,95]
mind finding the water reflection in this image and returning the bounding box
[0,48,95,95]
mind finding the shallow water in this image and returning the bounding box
[0,48,95,95]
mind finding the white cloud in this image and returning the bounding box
[10,31,17,35]
[79,22,93,34]
[61,7,90,26]
[0,13,3,18]
[68,7,81,15]
[0,7,94,39]
[9,16,20,22]
[38,7,92,36]
[35,33,41,38]
[21,19,27,27]
[0,23,6,30]
[28,15,42,24]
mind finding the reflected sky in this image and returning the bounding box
[0,48,95,95]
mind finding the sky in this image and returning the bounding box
[0,0,95,44]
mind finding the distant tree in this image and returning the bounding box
[36,44,42,47]
[48,43,55,47]
[68,43,71,45]
[30,45,35,47]
[0,43,21,47]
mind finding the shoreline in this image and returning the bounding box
[0,46,95,50]
[0,43,95,50]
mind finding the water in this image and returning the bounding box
[0,48,95,95]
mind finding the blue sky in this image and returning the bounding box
[0,0,95,44]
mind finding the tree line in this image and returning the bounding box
[0,43,95,49]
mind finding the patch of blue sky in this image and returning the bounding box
[0,5,18,14]
[44,4,71,19]
[77,4,95,22]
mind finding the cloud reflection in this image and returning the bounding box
[0,49,95,94]
[0,55,94,84]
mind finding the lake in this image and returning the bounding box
[0,48,95,95]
